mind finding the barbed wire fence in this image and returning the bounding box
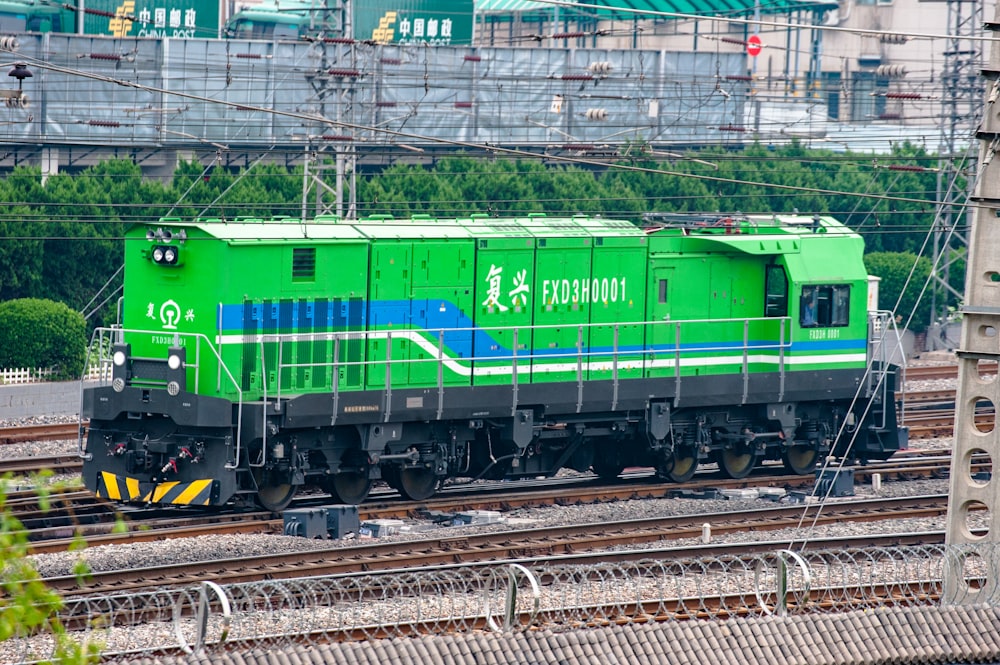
[5,543,998,664]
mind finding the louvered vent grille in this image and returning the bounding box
[292,248,316,282]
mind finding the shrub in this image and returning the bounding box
[0,298,87,380]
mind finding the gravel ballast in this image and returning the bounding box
[1,371,962,580]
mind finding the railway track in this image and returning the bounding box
[0,454,81,476]
[0,383,971,555]
[40,493,957,633]
[904,364,967,381]
[49,542,953,649]
[0,422,83,444]
[0,369,976,653]
[21,450,959,555]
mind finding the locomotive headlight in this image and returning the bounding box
[150,245,180,265]
[166,345,186,393]
[111,343,130,388]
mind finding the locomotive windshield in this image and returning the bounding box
[801,285,850,328]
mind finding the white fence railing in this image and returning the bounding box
[0,367,54,385]
[0,366,103,385]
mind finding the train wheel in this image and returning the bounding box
[396,467,440,501]
[783,445,819,475]
[663,449,698,483]
[327,472,372,505]
[325,451,373,504]
[719,448,756,479]
[253,469,297,512]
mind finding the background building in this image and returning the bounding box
[0,0,983,182]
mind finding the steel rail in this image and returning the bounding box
[44,494,955,598]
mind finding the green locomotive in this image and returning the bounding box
[79,212,906,510]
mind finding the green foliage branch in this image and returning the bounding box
[0,475,100,664]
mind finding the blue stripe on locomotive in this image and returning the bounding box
[218,300,865,361]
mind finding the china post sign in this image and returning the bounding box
[355,0,474,46]
[80,0,220,38]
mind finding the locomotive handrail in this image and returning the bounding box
[254,339,268,469]
[79,327,245,470]
[866,311,907,431]
[257,320,796,368]
[742,319,750,405]
[673,322,682,408]
[778,319,787,402]
[257,316,797,419]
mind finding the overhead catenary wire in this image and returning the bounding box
[0,48,964,213]
[0,4,977,559]
[0,8,974,306]
[0,7,978,148]
[785,137,979,547]
[78,263,122,319]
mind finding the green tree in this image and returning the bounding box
[0,162,170,326]
[358,161,464,217]
[864,251,934,332]
[0,168,48,302]
[169,161,304,220]
[512,161,603,215]
[0,148,954,333]
[440,157,539,215]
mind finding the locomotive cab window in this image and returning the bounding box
[764,265,788,317]
[800,285,850,327]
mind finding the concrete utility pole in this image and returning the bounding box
[943,0,1000,603]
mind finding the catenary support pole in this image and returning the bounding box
[943,1,1000,604]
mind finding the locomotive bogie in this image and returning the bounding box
[79,213,906,509]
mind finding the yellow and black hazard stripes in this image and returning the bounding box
[97,471,141,501]
[96,471,215,505]
[144,479,214,505]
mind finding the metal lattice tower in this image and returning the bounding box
[943,0,1000,603]
[928,0,984,349]
[300,0,357,220]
